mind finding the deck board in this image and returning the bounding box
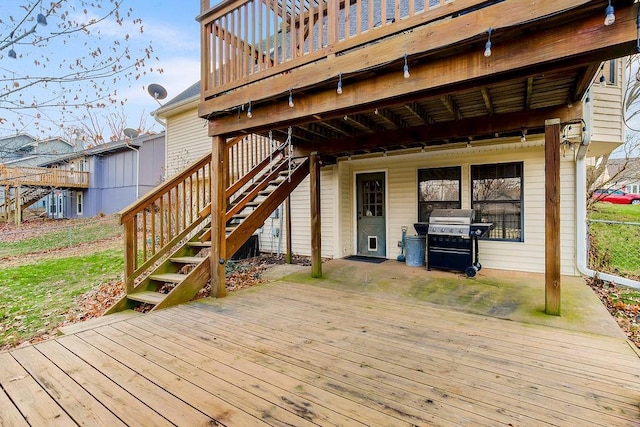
[2,280,640,426]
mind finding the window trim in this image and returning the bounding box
[470,161,524,242]
[76,192,84,216]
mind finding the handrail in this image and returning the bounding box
[119,134,283,293]
[120,152,212,292]
[0,165,89,188]
[199,0,463,99]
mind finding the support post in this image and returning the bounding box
[15,185,21,225]
[211,135,227,298]
[285,195,292,264]
[545,118,561,315]
[124,219,136,294]
[310,152,322,278]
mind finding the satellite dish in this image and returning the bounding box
[123,128,139,139]
[148,83,168,102]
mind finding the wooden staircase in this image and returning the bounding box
[0,187,51,221]
[59,136,310,334]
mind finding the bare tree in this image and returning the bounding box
[0,0,160,136]
[64,105,155,148]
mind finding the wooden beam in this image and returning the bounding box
[545,118,561,316]
[525,77,534,110]
[441,95,463,120]
[206,2,637,136]
[480,88,494,116]
[285,195,292,264]
[295,104,582,156]
[310,152,322,278]
[211,136,227,298]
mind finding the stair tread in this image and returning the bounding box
[169,256,206,264]
[58,310,141,335]
[128,291,166,305]
[187,241,211,247]
[148,273,187,283]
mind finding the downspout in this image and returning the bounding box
[575,95,640,289]
[125,144,140,199]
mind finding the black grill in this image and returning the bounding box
[425,209,493,277]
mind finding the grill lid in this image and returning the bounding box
[428,209,474,225]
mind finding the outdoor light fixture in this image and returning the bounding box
[403,54,410,79]
[604,0,615,26]
[374,108,379,115]
[600,74,606,87]
[8,48,16,59]
[337,73,343,95]
[288,89,294,108]
[37,13,47,26]
[521,129,527,143]
[247,101,252,118]
[484,28,493,57]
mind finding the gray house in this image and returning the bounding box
[39,132,165,219]
[0,134,75,167]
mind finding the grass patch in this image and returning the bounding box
[588,203,640,278]
[589,203,640,222]
[0,217,122,258]
[0,249,123,347]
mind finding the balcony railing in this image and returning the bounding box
[199,0,460,99]
[0,165,89,188]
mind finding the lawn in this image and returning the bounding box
[588,203,640,278]
[0,250,123,348]
[0,216,125,349]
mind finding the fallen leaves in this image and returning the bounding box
[587,277,640,349]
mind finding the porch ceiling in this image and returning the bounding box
[202,0,639,162]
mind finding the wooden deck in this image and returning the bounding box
[2,280,640,426]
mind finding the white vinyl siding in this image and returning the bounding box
[165,107,210,178]
[338,139,577,275]
[590,60,624,145]
[259,167,337,258]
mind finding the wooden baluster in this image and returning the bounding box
[124,218,135,293]
[142,209,148,262]
[343,0,350,40]
[356,0,362,37]
[243,3,249,78]
[159,195,165,247]
[328,0,337,45]
[167,188,173,241]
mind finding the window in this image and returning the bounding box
[418,166,461,222]
[362,179,383,217]
[471,162,523,241]
[76,192,83,215]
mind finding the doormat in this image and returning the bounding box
[343,255,387,264]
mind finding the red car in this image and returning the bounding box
[592,189,640,205]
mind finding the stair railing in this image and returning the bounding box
[120,152,212,292]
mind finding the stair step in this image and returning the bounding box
[226,226,237,233]
[187,241,211,247]
[245,202,260,207]
[127,291,165,305]
[148,273,187,284]
[58,310,141,335]
[231,213,249,220]
[258,190,273,196]
[169,256,205,264]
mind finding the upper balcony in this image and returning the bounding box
[0,165,89,189]
[198,0,639,157]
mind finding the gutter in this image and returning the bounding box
[575,97,640,289]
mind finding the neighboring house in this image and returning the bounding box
[38,133,165,219]
[0,134,76,167]
[604,157,640,194]
[0,134,77,214]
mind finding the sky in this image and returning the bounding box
[0,0,207,142]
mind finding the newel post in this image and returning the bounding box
[211,135,227,298]
[310,152,322,278]
[545,118,561,315]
